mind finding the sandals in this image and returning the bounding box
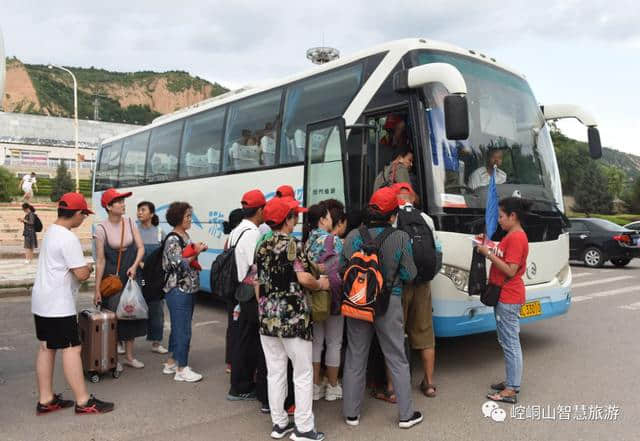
[490,381,520,393]
[487,391,517,404]
[371,388,397,404]
[420,380,437,398]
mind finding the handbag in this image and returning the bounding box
[309,262,331,322]
[100,219,125,298]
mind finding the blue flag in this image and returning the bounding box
[485,168,499,240]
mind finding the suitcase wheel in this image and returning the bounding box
[112,368,121,379]
[89,373,101,383]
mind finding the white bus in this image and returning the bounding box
[92,38,602,337]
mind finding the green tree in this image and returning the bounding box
[551,131,590,195]
[573,161,613,216]
[604,166,626,200]
[622,176,640,213]
[0,166,19,202]
[50,160,75,202]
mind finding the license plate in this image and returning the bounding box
[520,300,541,318]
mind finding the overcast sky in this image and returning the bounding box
[2,0,638,154]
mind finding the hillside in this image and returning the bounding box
[2,57,228,125]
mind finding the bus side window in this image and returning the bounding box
[146,120,183,184]
[96,141,122,190]
[280,64,364,165]
[119,132,149,188]
[180,107,225,179]
[222,89,282,172]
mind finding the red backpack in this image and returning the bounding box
[342,227,394,322]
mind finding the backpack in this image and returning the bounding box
[209,229,250,300]
[341,226,394,322]
[141,232,184,301]
[33,214,43,233]
[396,207,441,282]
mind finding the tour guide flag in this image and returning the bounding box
[485,165,499,240]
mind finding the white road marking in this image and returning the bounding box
[194,320,220,328]
[620,302,640,311]
[572,276,634,289]
[571,272,592,278]
[572,286,638,303]
[0,346,16,351]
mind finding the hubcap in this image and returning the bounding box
[585,250,600,266]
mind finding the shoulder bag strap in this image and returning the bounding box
[115,218,125,274]
[359,226,372,244]
[231,228,251,249]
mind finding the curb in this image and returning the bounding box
[0,281,95,299]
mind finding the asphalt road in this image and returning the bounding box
[1,261,638,441]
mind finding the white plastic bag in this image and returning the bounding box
[116,279,149,320]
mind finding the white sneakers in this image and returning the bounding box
[313,383,325,401]
[151,344,169,354]
[174,366,203,383]
[314,381,342,401]
[162,363,177,375]
[123,358,145,369]
[117,342,125,355]
[325,383,343,401]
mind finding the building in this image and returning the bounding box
[0,111,137,179]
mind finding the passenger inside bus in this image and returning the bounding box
[260,122,276,166]
[229,133,261,170]
[467,148,507,190]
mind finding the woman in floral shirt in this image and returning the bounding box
[255,196,329,441]
[162,202,207,383]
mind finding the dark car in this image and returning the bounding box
[623,221,640,232]
[566,218,640,267]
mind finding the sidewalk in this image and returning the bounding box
[0,255,95,298]
[0,243,93,259]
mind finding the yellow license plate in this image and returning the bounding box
[520,300,542,318]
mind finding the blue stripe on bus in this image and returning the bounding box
[432,294,572,337]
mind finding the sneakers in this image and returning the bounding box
[260,402,271,414]
[290,428,325,441]
[324,383,342,401]
[162,363,177,375]
[75,395,115,415]
[174,366,203,383]
[399,411,424,429]
[270,422,295,439]
[313,383,325,401]
[345,416,360,427]
[117,342,125,355]
[123,358,144,369]
[227,390,257,401]
[36,393,74,415]
[151,344,168,354]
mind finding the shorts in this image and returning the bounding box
[401,281,435,350]
[34,314,81,349]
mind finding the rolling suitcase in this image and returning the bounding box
[78,308,121,383]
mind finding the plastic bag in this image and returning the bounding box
[116,279,149,320]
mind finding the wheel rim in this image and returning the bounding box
[585,250,600,266]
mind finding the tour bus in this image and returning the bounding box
[92,38,602,337]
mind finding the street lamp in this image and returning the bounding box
[48,64,80,193]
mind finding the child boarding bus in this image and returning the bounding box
[92,38,602,337]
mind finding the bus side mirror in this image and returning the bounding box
[587,127,602,159]
[444,95,469,140]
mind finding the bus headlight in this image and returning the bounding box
[440,265,469,292]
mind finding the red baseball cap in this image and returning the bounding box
[241,189,267,209]
[275,185,295,198]
[59,192,94,214]
[392,182,415,196]
[263,197,307,225]
[369,187,399,214]
[101,188,132,208]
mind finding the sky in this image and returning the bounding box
[1,0,638,154]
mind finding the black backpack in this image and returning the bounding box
[33,214,43,233]
[397,208,441,282]
[141,232,184,301]
[209,229,249,300]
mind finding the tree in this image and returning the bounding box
[50,160,74,202]
[0,166,19,202]
[604,166,625,200]
[622,176,640,213]
[573,161,613,216]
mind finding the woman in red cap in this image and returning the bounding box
[94,188,147,369]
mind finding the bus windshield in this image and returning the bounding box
[416,51,563,211]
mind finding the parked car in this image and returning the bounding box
[623,221,640,231]
[566,218,640,267]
